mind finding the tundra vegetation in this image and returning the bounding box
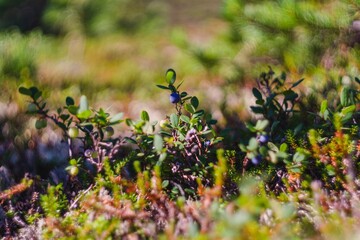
[0,0,360,239]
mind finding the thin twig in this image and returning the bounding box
[69,184,94,210]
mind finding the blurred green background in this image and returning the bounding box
[0,0,225,121]
[1,0,359,134]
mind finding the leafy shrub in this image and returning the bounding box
[18,69,222,197]
[222,0,358,72]
[241,69,359,193]
[1,67,358,239]
[0,32,39,79]
[42,0,165,36]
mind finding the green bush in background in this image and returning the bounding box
[0,0,165,35]
[42,0,165,36]
[222,0,358,73]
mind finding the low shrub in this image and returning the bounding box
[0,68,359,238]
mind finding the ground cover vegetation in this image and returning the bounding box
[1,0,360,239]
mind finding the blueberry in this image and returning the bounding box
[251,155,262,165]
[259,135,269,144]
[170,92,180,104]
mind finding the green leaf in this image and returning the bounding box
[184,103,195,114]
[33,90,42,101]
[201,130,213,135]
[78,95,89,113]
[165,68,176,85]
[29,87,39,97]
[154,134,163,153]
[259,146,268,155]
[158,152,167,163]
[177,80,184,89]
[68,106,78,115]
[156,84,170,90]
[159,130,172,137]
[293,152,306,163]
[323,110,329,121]
[341,105,356,116]
[66,97,75,106]
[268,151,277,163]
[267,142,279,152]
[289,167,301,173]
[340,87,349,106]
[247,138,258,151]
[180,92,188,98]
[291,78,304,89]
[245,122,256,132]
[125,119,133,127]
[124,137,137,145]
[35,119,47,129]
[255,99,265,105]
[141,110,150,122]
[277,151,288,159]
[58,122,67,130]
[190,97,199,109]
[170,113,179,127]
[77,110,92,120]
[239,144,247,152]
[255,120,269,131]
[250,106,264,114]
[341,112,353,123]
[184,188,195,195]
[252,88,262,100]
[326,165,336,176]
[180,115,190,123]
[320,100,327,114]
[110,112,124,123]
[171,187,179,194]
[60,114,70,121]
[283,90,298,101]
[280,143,288,152]
[193,110,205,118]
[19,87,31,96]
[162,180,169,188]
[207,119,217,125]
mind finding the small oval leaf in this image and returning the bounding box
[191,96,199,109]
[165,69,176,85]
[66,97,75,106]
[170,113,179,127]
[252,88,262,100]
[141,110,150,122]
[110,112,124,123]
[154,134,163,153]
[19,87,31,96]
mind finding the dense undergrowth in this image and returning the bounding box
[1,0,360,239]
[0,67,358,239]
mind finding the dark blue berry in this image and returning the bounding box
[259,135,269,144]
[170,92,180,104]
[251,155,262,165]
